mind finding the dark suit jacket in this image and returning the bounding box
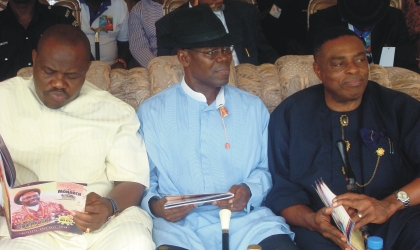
[306,5,419,73]
[156,0,279,65]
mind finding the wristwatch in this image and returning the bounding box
[394,190,410,209]
[105,197,120,221]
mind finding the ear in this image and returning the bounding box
[32,49,37,67]
[177,49,190,68]
[313,61,322,80]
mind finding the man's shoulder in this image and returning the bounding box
[80,82,135,115]
[0,77,30,91]
[223,0,257,15]
[139,83,180,109]
[224,0,256,9]
[272,84,324,116]
[43,4,78,26]
[109,0,129,10]
[366,81,420,106]
[156,4,186,26]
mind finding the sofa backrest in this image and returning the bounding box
[17,55,420,113]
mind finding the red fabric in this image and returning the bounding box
[11,201,70,229]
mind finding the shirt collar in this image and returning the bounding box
[181,77,225,107]
[341,18,374,38]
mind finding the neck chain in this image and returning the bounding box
[339,114,384,187]
[219,105,230,149]
[339,115,350,151]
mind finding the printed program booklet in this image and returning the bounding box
[0,134,87,239]
[314,179,365,250]
[164,193,234,209]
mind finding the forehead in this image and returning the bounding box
[319,35,365,60]
[22,192,39,197]
[39,38,79,57]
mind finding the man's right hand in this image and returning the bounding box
[150,198,196,222]
[312,207,351,250]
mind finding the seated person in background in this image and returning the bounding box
[266,27,420,250]
[306,0,420,73]
[128,0,163,68]
[156,0,279,66]
[0,0,77,82]
[137,4,297,250]
[0,24,154,250]
[80,0,132,69]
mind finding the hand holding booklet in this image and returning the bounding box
[0,134,87,239]
[164,192,234,209]
[314,179,365,250]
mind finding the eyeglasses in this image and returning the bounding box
[187,47,233,60]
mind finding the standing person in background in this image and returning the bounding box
[156,0,279,66]
[80,0,132,69]
[306,0,419,73]
[401,0,420,69]
[258,0,309,57]
[0,0,77,81]
[128,0,163,67]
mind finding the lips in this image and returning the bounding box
[343,77,364,87]
[48,90,68,103]
[216,68,230,75]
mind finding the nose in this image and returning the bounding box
[346,61,360,74]
[51,74,68,89]
[216,50,231,62]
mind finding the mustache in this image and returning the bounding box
[48,88,69,97]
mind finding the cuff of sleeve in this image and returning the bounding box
[242,182,262,213]
[140,193,161,219]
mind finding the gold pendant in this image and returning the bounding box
[342,166,346,175]
[340,115,349,127]
[345,140,351,151]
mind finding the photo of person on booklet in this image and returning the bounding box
[11,189,70,230]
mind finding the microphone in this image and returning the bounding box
[219,209,231,250]
[336,140,370,242]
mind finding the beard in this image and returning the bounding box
[212,4,225,12]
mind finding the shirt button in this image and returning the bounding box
[28,62,32,65]
[4,58,7,61]
[26,37,29,40]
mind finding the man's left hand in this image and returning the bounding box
[70,192,112,233]
[332,193,394,230]
[213,184,251,212]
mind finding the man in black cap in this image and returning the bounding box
[137,4,298,250]
[0,0,78,82]
[306,0,419,73]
